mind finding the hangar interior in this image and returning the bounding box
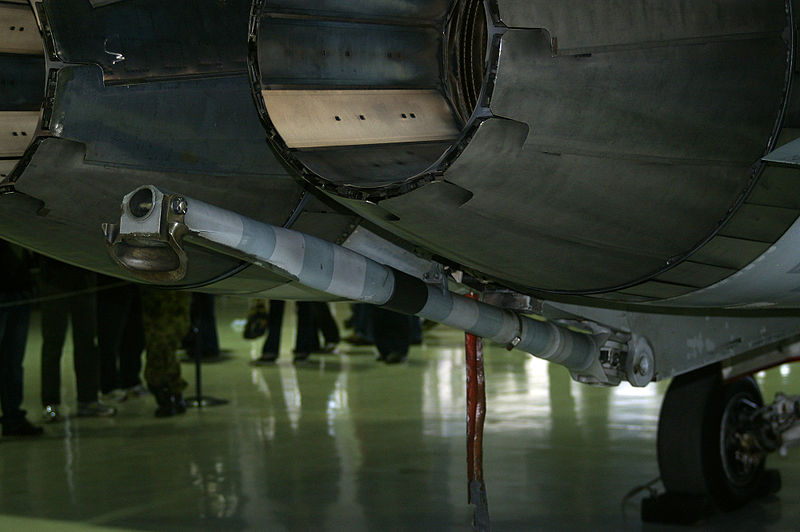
[0,299,797,531]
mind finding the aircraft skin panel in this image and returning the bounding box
[0,3,41,55]
[0,54,45,112]
[1,0,800,313]
[0,111,38,157]
[42,0,250,83]
[0,159,16,178]
[658,214,800,309]
[263,89,459,149]
[50,66,289,177]
[495,0,787,52]
[252,0,795,298]
[547,301,800,380]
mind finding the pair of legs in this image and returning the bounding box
[259,301,339,361]
[140,289,190,417]
[39,260,106,415]
[97,278,145,395]
[0,300,40,435]
[346,305,420,363]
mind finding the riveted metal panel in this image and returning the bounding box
[495,0,786,53]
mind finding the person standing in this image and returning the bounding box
[97,274,147,401]
[0,242,42,437]
[250,301,339,364]
[39,257,115,420]
[140,288,191,417]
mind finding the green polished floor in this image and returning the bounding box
[1,299,799,531]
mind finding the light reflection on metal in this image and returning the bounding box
[103,38,125,64]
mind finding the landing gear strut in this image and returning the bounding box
[643,365,784,523]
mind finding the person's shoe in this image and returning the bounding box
[125,384,150,398]
[102,389,128,403]
[77,401,117,417]
[173,394,187,415]
[250,353,278,365]
[292,352,311,363]
[3,419,44,437]
[319,342,338,354]
[42,404,63,423]
[383,351,408,364]
[343,333,373,346]
[151,386,186,417]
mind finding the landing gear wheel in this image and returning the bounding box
[656,365,766,512]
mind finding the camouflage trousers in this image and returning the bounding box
[140,288,190,394]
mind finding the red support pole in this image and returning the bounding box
[466,292,490,531]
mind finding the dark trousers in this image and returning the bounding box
[311,303,339,345]
[373,308,411,359]
[262,301,336,355]
[262,300,286,355]
[189,293,220,358]
[351,303,374,341]
[40,280,99,405]
[0,301,30,428]
[98,282,144,393]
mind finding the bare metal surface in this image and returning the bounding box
[254,0,795,297]
[548,301,800,380]
[0,111,38,156]
[0,159,17,178]
[724,341,800,381]
[0,4,41,55]
[341,226,434,281]
[263,89,459,149]
[495,0,786,53]
[664,214,800,309]
[764,139,800,166]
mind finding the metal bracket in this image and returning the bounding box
[103,186,188,283]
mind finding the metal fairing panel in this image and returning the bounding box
[662,216,800,309]
[50,67,287,177]
[2,136,345,299]
[255,0,796,298]
[42,0,251,83]
[547,301,800,380]
[0,0,364,293]
[262,0,451,21]
[412,26,786,292]
[0,54,45,111]
[6,139,287,286]
[257,21,442,89]
[495,0,787,51]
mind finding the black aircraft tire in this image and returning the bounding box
[657,365,765,511]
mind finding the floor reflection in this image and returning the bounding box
[0,299,797,531]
